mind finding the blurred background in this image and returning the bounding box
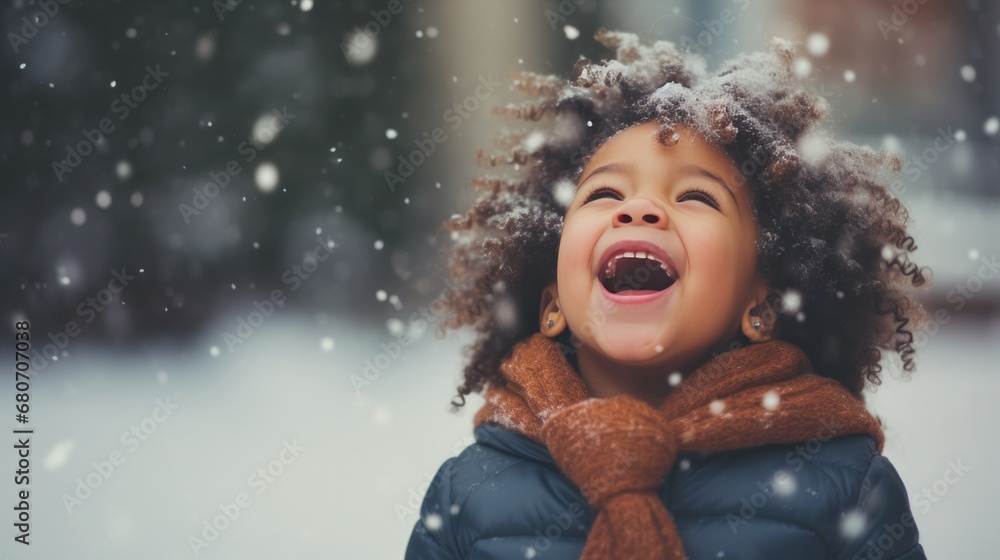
[1,0,997,557]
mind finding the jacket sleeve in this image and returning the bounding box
[834,454,927,560]
[403,457,461,560]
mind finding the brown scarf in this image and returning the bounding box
[474,333,885,560]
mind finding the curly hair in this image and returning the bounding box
[437,29,930,408]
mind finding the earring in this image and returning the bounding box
[753,321,761,329]
[547,319,555,328]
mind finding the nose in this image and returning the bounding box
[613,197,666,227]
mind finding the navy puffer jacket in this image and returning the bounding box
[404,421,926,560]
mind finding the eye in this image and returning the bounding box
[582,185,623,203]
[678,187,720,209]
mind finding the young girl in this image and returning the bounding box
[405,29,928,560]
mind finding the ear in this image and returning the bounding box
[740,277,777,343]
[538,281,566,337]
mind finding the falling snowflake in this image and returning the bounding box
[255,162,279,192]
[881,134,903,154]
[96,190,112,209]
[709,400,725,415]
[563,25,580,40]
[806,33,829,57]
[424,513,443,531]
[840,509,867,539]
[781,290,802,314]
[551,178,576,209]
[762,391,780,410]
[386,318,405,335]
[960,64,976,82]
[522,130,545,151]
[70,208,86,226]
[773,470,797,496]
[792,57,812,78]
[343,28,378,66]
[984,116,999,136]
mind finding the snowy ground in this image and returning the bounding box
[2,311,996,558]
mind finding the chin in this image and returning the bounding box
[593,327,668,363]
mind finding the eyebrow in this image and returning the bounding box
[577,162,635,186]
[678,164,740,212]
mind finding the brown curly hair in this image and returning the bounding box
[437,29,930,408]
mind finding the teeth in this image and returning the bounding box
[601,250,676,279]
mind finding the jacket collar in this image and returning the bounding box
[474,422,558,467]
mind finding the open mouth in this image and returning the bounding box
[598,251,677,295]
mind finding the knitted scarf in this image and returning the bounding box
[473,333,885,560]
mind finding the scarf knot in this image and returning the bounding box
[542,395,677,508]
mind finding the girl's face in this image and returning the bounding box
[556,122,768,371]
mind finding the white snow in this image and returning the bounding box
[116,160,132,179]
[552,178,576,209]
[96,190,112,209]
[343,29,377,66]
[773,470,796,497]
[252,113,284,146]
[806,33,829,57]
[792,57,812,78]
[70,207,87,226]
[840,509,867,539]
[762,391,780,410]
[960,65,976,82]
[780,289,802,314]
[255,162,280,192]
[984,116,999,136]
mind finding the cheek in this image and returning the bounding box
[682,226,746,299]
[557,221,591,287]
